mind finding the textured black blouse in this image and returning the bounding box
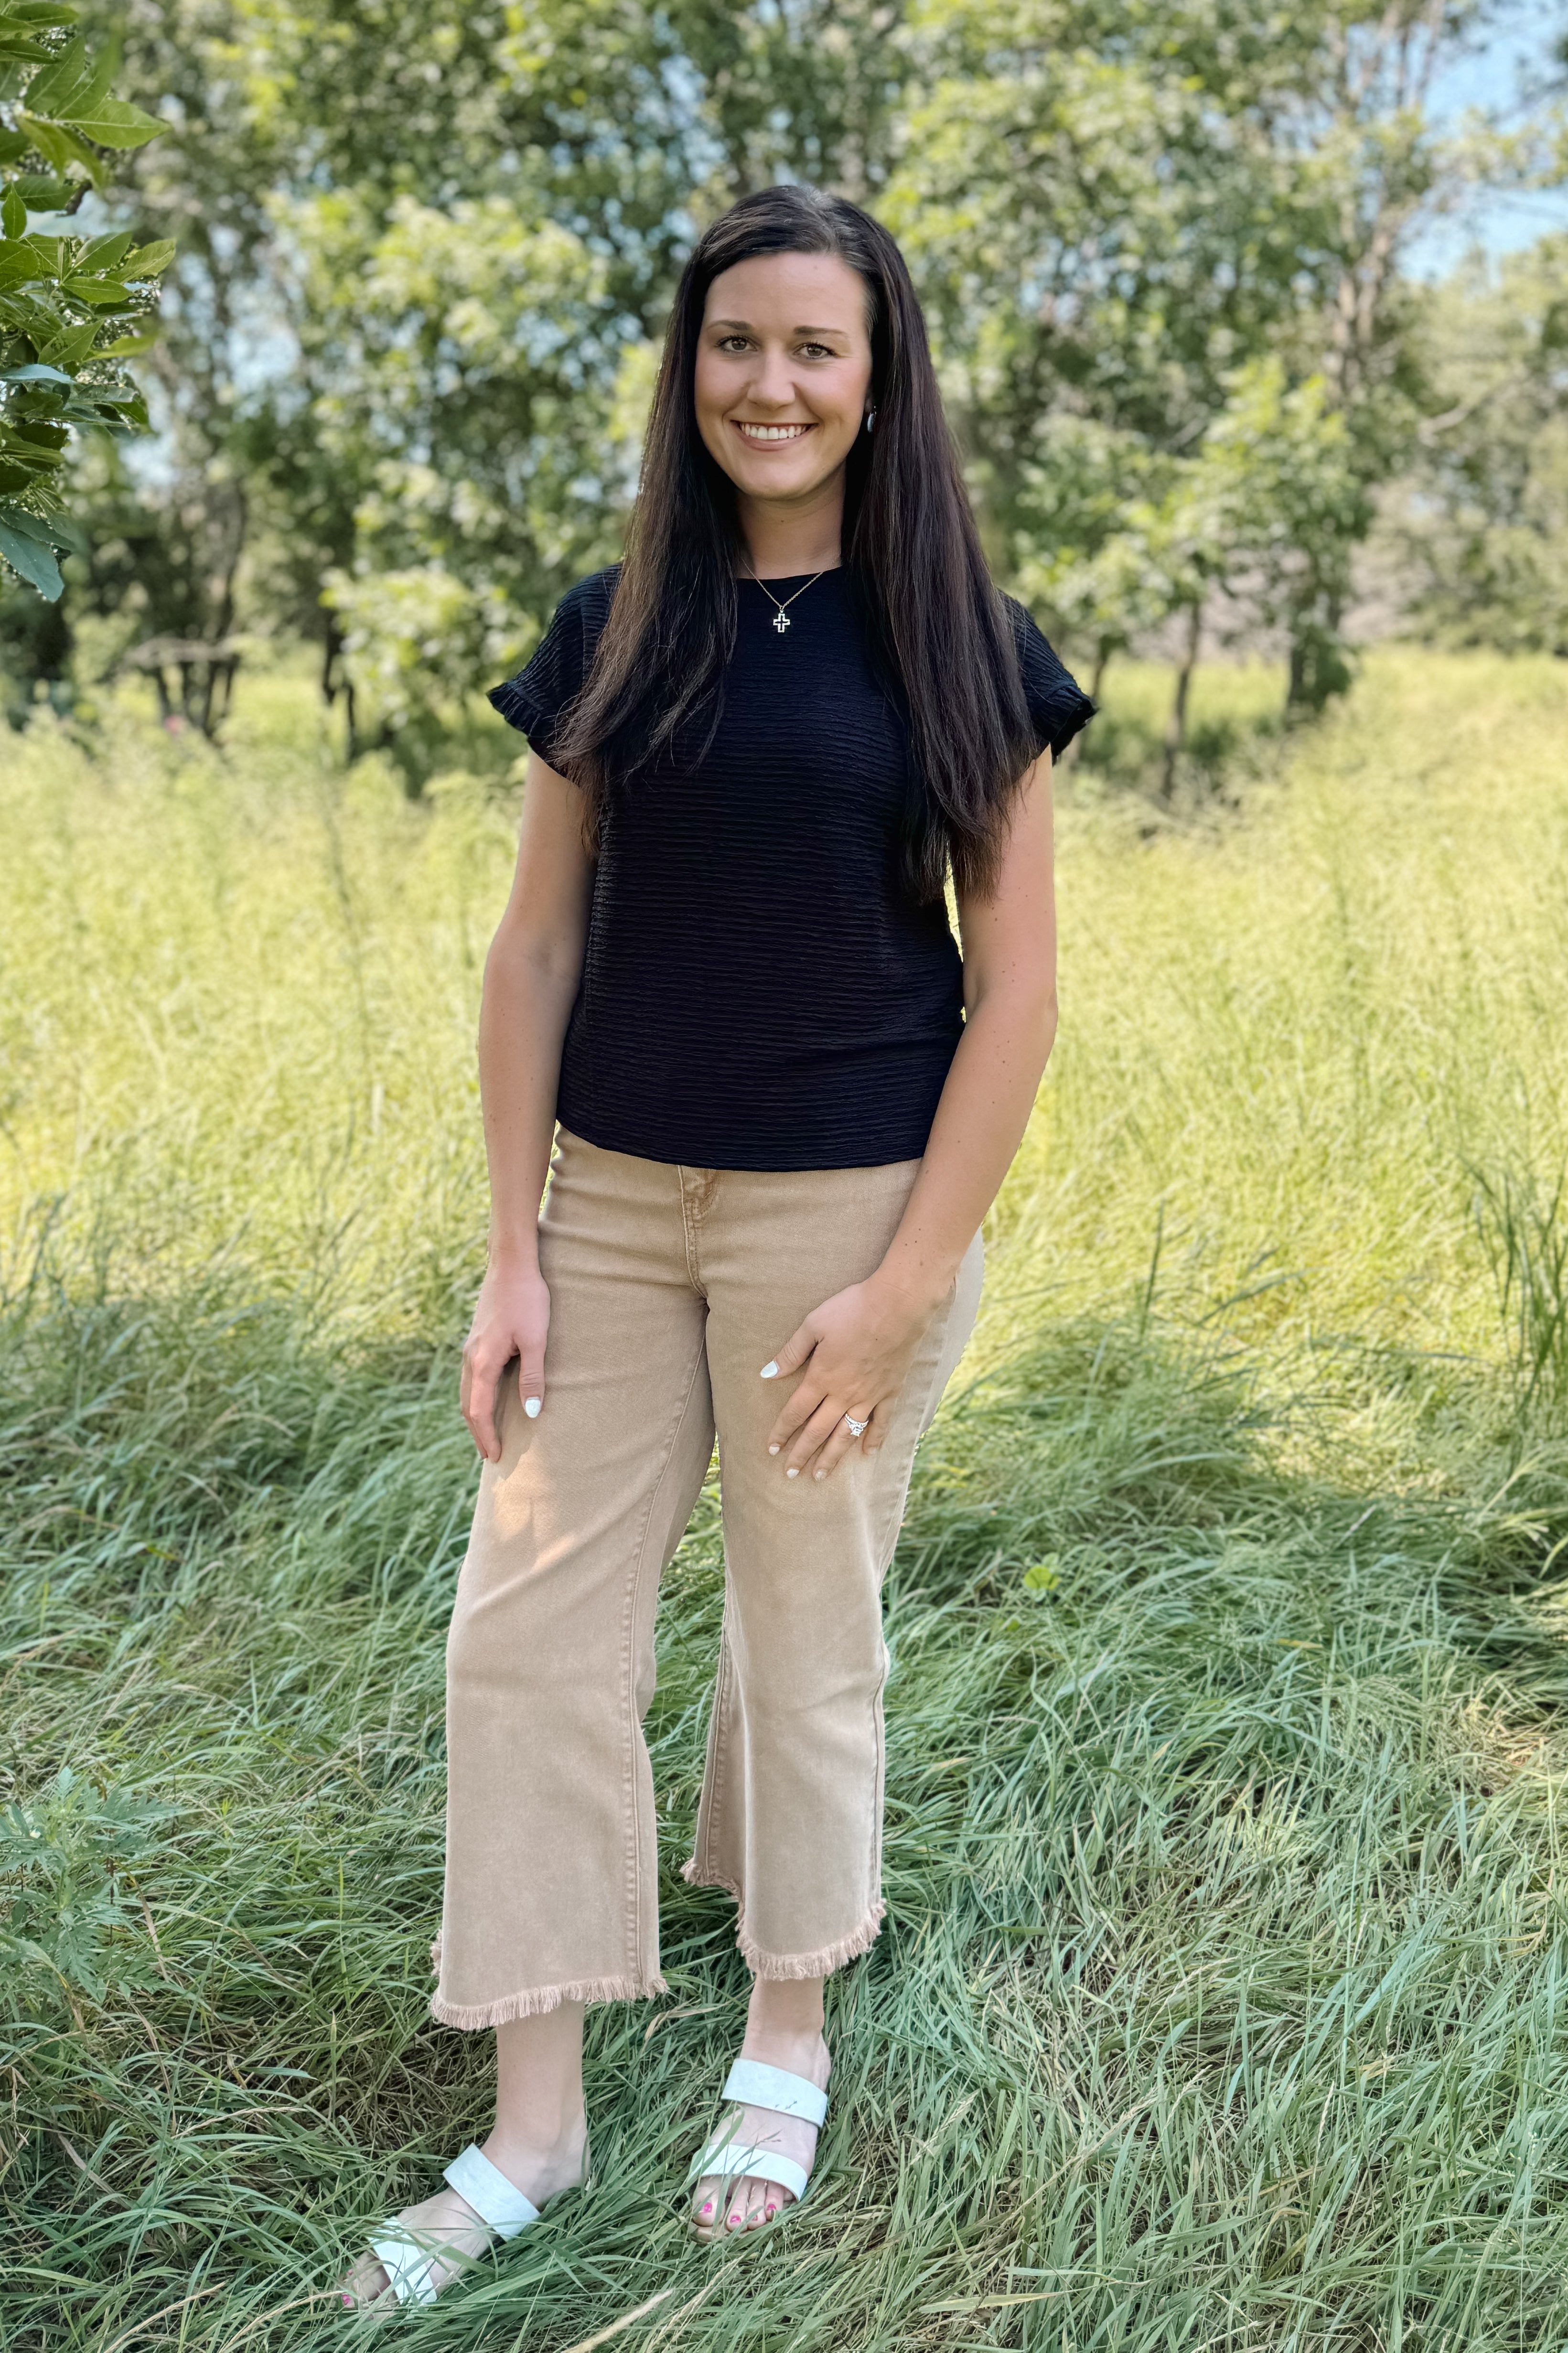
[489,565,1093,1171]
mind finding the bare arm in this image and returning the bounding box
[765,756,1057,1476]
[460,752,594,1461]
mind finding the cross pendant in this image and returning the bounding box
[773,610,791,633]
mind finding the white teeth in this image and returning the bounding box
[736,423,811,441]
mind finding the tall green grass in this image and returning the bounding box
[3,646,1568,2350]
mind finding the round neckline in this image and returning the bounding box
[742,566,843,585]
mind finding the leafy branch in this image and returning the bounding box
[0,0,171,598]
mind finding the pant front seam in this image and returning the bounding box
[860,1276,967,1916]
[619,1324,711,1981]
[689,1608,737,1887]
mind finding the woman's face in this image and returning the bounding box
[694,250,875,515]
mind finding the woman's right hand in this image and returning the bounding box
[461,1257,552,1463]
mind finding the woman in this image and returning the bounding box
[346,182,1091,2310]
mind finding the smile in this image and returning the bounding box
[733,421,815,443]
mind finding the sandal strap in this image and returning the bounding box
[368,2228,440,2307]
[720,2060,828,2126]
[690,2138,810,2203]
[442,2143,541,2240]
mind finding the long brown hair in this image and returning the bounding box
[554,183,1037,901]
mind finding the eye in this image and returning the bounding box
[799,342,836,359]
[716,334,751,354]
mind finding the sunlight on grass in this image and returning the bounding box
[3,648,1567,2349]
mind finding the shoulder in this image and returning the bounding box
[488,564,621,748]
[554,563,622,632]
[538,564,621,669]
[999,591,1055,659]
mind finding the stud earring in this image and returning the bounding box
[864,407,877,435]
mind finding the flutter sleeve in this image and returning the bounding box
[487,568,617,776]
[1006,596,1096,762]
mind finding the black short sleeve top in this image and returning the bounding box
[489,566,1093,1171]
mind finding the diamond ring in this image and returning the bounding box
[843,1413,870,1438]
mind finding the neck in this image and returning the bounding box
[737,471,845,579]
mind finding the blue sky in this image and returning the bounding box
[1406,0,1568,275]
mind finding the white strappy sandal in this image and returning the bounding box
[687,2059,828,2233]
[363,2142,551,2310]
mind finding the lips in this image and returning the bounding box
[733,421,815,444]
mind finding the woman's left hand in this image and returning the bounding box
[761,1274,940,1481]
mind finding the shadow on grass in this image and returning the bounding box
[3,1282,1568,2349]
[1073,703,1289,807]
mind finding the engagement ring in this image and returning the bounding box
[843,1413,870,1437]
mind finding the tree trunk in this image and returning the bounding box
[1159,603,1202,799]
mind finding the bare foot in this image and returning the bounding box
[341,2114,588,2311]
[691,2026,830,2240]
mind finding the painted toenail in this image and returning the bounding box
[766,2203,777,2217]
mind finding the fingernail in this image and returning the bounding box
[524,1396,541,1419]
[760,1361,779,1378]
[768,1443,779,1455]
[786,1466,799,1478]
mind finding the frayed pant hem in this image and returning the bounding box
[741,1903,885,1979]
[430,1972,667,2030]
[681,1862,886,1980]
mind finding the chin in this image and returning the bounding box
[741,452,841,488]
[741,465,819,493]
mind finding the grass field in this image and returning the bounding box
[4,645,1568,2351]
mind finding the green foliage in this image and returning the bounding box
[298,189,623,758]
[0,0,169,598]
[22,0,1476,760]
[1392,236,1568,655]
[2,0,1559,763]
[891,0,1488,716]
[1024,363,1366,699]
[0,1768,172,2012]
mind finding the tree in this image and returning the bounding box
[886,0,1500,720]
[1390,236,1568,654]
[12,0,1563,769]
[1272,0,1482,707]
[0,0,170,599]
[296,191,621,766]
[51,0,921,754]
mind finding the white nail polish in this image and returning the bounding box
[786,1466,798,1478]
[524,1396,541,1419]
[768,1443,780,1455]
[814,1470,824,1481]
[760,1361,779,1379]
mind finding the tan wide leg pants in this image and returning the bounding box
[433,1128,982,2028]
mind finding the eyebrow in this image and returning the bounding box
[707,318,851,337]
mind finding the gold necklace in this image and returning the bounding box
[747,569,827,635]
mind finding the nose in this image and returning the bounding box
[744,344,798,411]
